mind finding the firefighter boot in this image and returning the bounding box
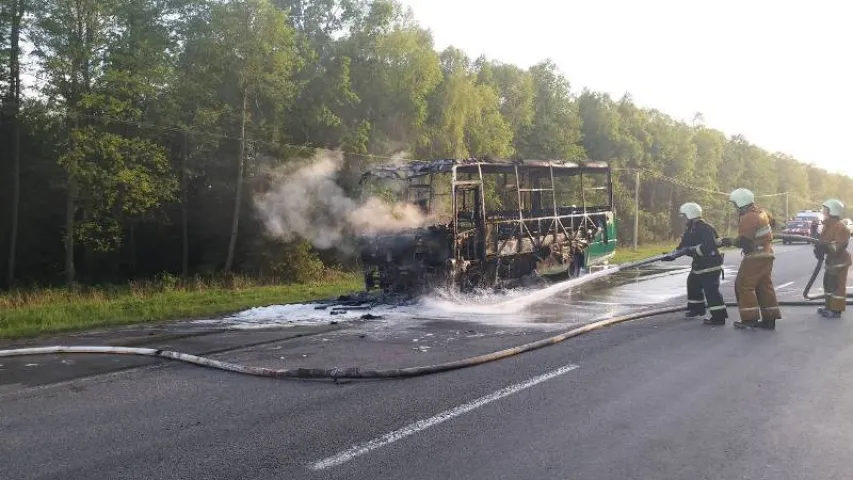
[702,309,729,325]
[734,319,761,329]
[756,318,776,330]
[820,309,842,319]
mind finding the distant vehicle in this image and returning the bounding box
[782,220,814,244]
[794,210,823,237]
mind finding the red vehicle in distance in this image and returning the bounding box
[782,219,815,244]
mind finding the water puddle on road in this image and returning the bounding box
[191,263,739,331]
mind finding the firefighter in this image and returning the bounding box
[664,202,728,325]
[814,199,851,318]
[719,188,781,329]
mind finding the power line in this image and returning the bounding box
[638,169,729,196]
[616,167,812,202]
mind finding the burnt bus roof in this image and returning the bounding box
[360,158,610,181]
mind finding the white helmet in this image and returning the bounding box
[729,188,755,208]
[679,202,702,220]
[822,199,844,217]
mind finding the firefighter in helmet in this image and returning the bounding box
[664,202,728,324]
[815,199,851,318]
[719,188,781,329]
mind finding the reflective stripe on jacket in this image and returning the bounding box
[678,219,724,273]
[737,206,774,257]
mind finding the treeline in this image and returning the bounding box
[0,0,850,289]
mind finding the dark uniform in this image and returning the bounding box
[677,219,728,324]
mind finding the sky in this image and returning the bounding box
[400,0,852,177]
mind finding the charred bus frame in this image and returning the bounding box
[359,158,617,293]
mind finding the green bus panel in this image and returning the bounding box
[584,212,617,268]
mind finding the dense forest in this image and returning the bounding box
[1,0,851,289]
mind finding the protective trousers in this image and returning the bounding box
[823,265,849,313]
[734,256,781,322]
[686,270,728,320]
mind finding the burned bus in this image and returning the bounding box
[358,158,617,293]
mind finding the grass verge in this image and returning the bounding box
[0,272,362,340]
[611,242,744,265]
[611,242,679,264]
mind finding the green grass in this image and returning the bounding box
[0,272,362,340]
[611,242,680,264]
[611,242,743,265]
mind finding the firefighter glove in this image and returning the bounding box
[719,237,733,248]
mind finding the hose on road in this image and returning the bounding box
[1,299,849,380]
[0,307,685,380]
[0,236,850,381]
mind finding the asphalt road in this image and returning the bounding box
[3,243,853,480]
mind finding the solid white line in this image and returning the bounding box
[308,363,580,471]
[777,281,795,290]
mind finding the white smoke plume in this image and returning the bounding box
[253,150,430,251]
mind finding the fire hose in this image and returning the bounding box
[802,255,825,300]
[1,236,851,381]
[777,233,853,300]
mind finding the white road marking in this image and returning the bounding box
[777,281,795,290]
[308,363,580,471]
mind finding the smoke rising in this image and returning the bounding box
[253,150,430,251]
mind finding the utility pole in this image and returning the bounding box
[725,194,731,237]
[7,0,23,288]
[181,130,189,278]
[634,170,640,251]
[612,167,641,250]
[785,192,789,221]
